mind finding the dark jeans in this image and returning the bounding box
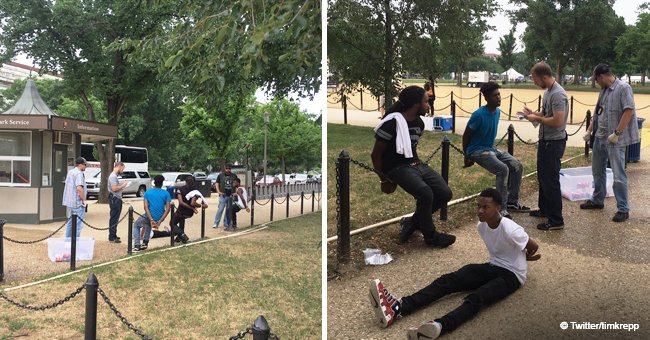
[401,263,521,335]
[387,163,452,243]
[108,195,122,240]
[171,211,188,233]
[231,204,242,228]
[537,140,566,225]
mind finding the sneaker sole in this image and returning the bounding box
[407,323,441,339]
[368,280,392,328]
[537,225,564,230]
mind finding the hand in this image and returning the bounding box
[526,248,541,261]
[246,207,250,213]
[583,132,591,142]
[607,132,619,144]
[380,181,397,194]
[193,208,198,214]
[463,157,474,168]
[522,106,533,116]
[201,203,208,209]
[218,192,223,197]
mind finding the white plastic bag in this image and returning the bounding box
[363,248,393,265]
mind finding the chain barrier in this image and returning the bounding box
[288,195,302,202]
[0,284,85,311]
[303,193,313,200]
[98,287,152,340]
[436,92,452,98]
[454,93,480,100]
[454,103,475,115]
[424,143,444,164]
[349,157,384,177]
[316,192,322,202]
[132,210,146,219]
[566,116,588,136]
[229,328,252,340]
[434,103,452,111]
[327,98,341,105]
[79,211,129,231]
[346,100,380,112]
[448,142,465,156]
[512,95,538,104]
[494,131,508,147]
[2,217,70,244]
[572,98,595,106]
[273,196,287,205]
[254,198,272,206]
[637,103,650,111]
[513,130,539,145]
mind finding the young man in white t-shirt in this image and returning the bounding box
[369,188,541,339]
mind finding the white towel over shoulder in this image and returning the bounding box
[374,112,413,158]
[185,189,208,207]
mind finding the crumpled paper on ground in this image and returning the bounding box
[363,248,393,265]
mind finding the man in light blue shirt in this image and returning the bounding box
[62,157,87,238]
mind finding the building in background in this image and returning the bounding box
[0,61,62,90]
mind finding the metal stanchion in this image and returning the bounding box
[585,110,592,158]
[170,204,175,246]
[508,93,513,120]
[0,219,5,282]
[508,124,515,157]
[250,193,255,227]
[440,138,450,221]
[127,206,133,255]
[286,192,290,218]
[270,194,274,221]
[312,190,315,212]
[71,212,77,271]
[300,191,304,215]
[84,273,98,340]
[252,315,271,340]
[201,206,206,239]
[337,150,350,263]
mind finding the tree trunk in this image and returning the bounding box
[280,156,286,183]
[573,59,581,84]
[456,66,463,86]
[97,139,116,204]
[643,70,646,86]
[383,0,394,109]
[555,56,563,85]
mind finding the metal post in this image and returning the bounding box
[585,110,592,158]
[537,95,541,112]
[264,112,269,186]
[201,206,206,239]
[286,192,290,218]
[300,191,304,215]
[250,193,255,227]
[508,94,513,120]
[507,124,515,157]
[440,138,450,221]
[337,150,351,263]
[479,94,482,107]
[343,94,348,125]
[84,272,98,340]
[170,204,175,246]
[570,96,574,124]
[127,206,133,255]
[0,219,5,282]
[71,212,77,271]
[312,190,315,212]
[252,315,271,340]
[450,91,454,109]
[360,89,363,110]
[451,100,456,134]
[270,193,274,221]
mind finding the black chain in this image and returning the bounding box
[254,198,272,206]
[98,287,152,340]
[132,210,146,219]
[349,157,380,175]
[316,192,322,202]
[449,142,465,156]
[454,93,480,100]
[303,194,313,200]
[454,103,475,115]
[437,92,452,98]
[512,95,538,104]
[637,103,650,111]
[435,103,452,111]
[566,116,587,136]
[573,98,595,106]
[80,211,128,231]
[2,218,70,244]
[273,196,287,205]
[288,195,301,202]
[513,130,539,145]
[0,284,85,311]
[230,328,252,340]
[424,143,444,164]
[494,131,508,147]
[346,100,380,112]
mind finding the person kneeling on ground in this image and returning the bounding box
[133,175,187,251]
[369,188,540,339]
[171,176,207,244]
[229,178,250,231]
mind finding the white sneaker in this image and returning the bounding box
[211,224,218,229]
[407,321,442,340]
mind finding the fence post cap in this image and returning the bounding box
[85,272,99,286]
[442,136,450,143]
[0,219,5,227]
[339,150,350,158]
[253,315,270,332]
[128,205,134,211]
[508,124,515,130]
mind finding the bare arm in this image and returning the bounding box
[371,140,388,182]
[76,185,86,206]
[462,126,475,167]
[144,199,157,228]
[525,237,541,261]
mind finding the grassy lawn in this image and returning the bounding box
[0,213,322,339]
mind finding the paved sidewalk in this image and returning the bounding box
[327,146,650,339]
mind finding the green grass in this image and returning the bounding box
[327,123,590,238]
[0,213,322,339]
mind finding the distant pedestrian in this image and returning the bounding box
[230,178,250,231]
[580,63,640,222]
[107,161,129,243]
[211,165,239,230]
[424,77,436,116]
[521,61,568,231]
[62,157,88,238]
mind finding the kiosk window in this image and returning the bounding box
[0,131,31,186]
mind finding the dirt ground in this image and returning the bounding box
[0,192,322,286]
[327,144,650,339]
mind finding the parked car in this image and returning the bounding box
[192,171,207,179]
[306,174,321,184]
[158,172,194,189]
[287,173,309,184]
[86,171,152,198]
[255,175,283,186]
[206,172,220,192]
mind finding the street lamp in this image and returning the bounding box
[263,111,270,185]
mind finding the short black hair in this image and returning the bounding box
[185,176,195,186]
[234,178,241,184]
[385,86,426,115]
[480,81,500,98]
[593,63,611,77]
[153,175,164,187]
[479,188,502,206]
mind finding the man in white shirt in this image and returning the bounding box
[369,188,541,339]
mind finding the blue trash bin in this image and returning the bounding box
[627,117,645,162]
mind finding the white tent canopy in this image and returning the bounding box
[501,67,524,81]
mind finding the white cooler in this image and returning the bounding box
[47,237,95,262]
[559,166,613,201]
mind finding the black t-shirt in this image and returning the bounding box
[217,172,238,196]
[176,185,195,217]
[375,117,424,172]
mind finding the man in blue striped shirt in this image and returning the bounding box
[62,157,87,238]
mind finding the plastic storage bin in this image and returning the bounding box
[433,115,453,131]
[559,166,613,201]
[627,117,645,162]
[47,237,95,262]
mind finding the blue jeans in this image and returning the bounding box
[387,163,452,243]
[469,149,523,213]
[537,139,566,225]
[132,215,152,247]
[213,195,232,228]
[65,206,85,238]
[591,137,629,213]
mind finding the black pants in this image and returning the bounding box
[387,163,452,243]
[108,194,122,240]
[231,204,242,228]
[537,139,566,225]
[170,211,188,233]
[401,263,521,335]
